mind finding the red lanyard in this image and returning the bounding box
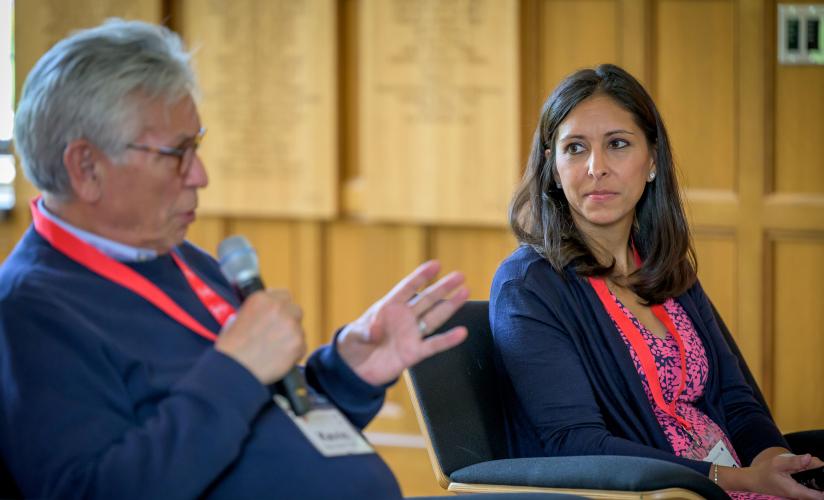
[588,252,693,432]
[30,197,236,343]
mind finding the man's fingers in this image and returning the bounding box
[408,271,466,317]
[383,261,441,305]
[252,289,303,321]
[418,326,468,359]
[414,286,469,336]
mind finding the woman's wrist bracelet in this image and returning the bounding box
[713,462,719,484]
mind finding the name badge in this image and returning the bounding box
[274,394,375,457]
[704,439,738,467]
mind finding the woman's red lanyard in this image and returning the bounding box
[30,197,235,343]
[587,250,695,438]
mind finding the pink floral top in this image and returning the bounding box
[608,292,783,500]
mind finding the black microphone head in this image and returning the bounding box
[217,235,259,286]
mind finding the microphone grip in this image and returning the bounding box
[235,276,311,417]
[236,276,265,299]
[276,368,311,417]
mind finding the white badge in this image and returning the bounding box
[704,439,738,467]
[274,394,375,457]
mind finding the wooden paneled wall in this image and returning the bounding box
[7,1,823,497]
[179,0,339,218]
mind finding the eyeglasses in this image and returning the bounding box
[126,127,206,177]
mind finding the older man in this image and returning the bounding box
[0,19,469,499]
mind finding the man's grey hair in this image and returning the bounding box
[13,18,198,199]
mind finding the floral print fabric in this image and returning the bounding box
[607,292,782,500]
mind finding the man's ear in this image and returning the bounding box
[63,139,104,202]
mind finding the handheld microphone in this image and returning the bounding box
[218,235,311,416]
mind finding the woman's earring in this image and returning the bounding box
[555,181,562,190]
[648,170,656,182]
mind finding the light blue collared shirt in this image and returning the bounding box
[38,198,159,262]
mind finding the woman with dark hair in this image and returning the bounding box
[490,64,823,500]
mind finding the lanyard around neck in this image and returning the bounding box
[587,250,692,432]
[30,197,236,343]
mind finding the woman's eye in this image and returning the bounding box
[609,138,629,149]
[565,143,585,154]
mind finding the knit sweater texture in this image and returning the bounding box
[0,227,401,499]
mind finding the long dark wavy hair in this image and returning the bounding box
[510,64,696,304]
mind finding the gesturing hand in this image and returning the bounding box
[336,260,469,386]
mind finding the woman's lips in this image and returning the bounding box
[586,191,618,202]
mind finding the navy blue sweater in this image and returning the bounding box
[0,227,401,499]
[489,245,787,476]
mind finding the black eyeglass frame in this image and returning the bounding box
[126,127,206,175]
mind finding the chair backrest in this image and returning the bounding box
[405,300,508,480]
[406,299,770,482]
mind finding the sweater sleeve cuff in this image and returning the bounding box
[174,348,270,423]
[736,425,790,466]
[305,329,386,428]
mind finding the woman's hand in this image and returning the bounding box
[717,449,824,499]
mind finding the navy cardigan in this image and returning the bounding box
[0,228,401,499]
[489,245,787,476]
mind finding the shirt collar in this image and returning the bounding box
[38,198,159,262]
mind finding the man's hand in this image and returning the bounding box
[336,260,469,386]
[215,290,306,385]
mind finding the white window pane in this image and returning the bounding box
[0,0,12,140]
